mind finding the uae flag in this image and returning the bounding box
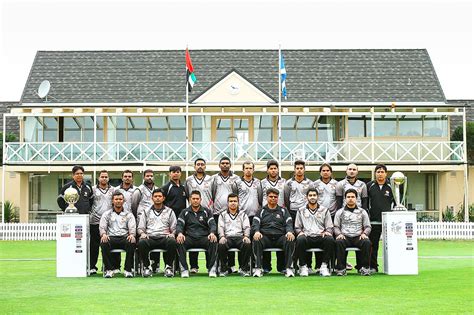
[186,48,197,92]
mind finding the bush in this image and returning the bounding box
[0,200,19,223]
[451,122,474,163]
[442,206,456,222]
[455,203,474,222]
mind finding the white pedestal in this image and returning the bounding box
[56,214,89,277]
[382,211,418,275]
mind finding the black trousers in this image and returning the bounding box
[253,234,295,270]
[138,236,177,268]
[335,236,371,270]
[101,236,135,272]
[369,224,382,271]
[89,224,100,270]
[296,235,335,266]
[214,214,235,269]
[218,237,252,272]
[177,236,217,271]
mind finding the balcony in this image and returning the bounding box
[4,141,464,165]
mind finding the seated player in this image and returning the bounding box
[295,188,335,277]
[252,188,296,278]
[176,190,218,278]
[99,191,136,278]
[137,188,177,278]
[217,193,252,277]
[334,188,372,276]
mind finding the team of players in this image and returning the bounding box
[57,158,394,278]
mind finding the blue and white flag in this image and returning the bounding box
[280,52,287,100]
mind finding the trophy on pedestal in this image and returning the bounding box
[390,171,408,211]
[63,186,79,214]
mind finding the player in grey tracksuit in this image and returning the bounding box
[100,191,136,277]
[137,188,177,277]
[235,162,263,221]
[115,170,137,214]
[211,157,239,219]
[295,188,335,277]
[335,163,368,210]
[90,170,115,273]
[211,157,239,271]
[131,170,159,270]
[284,160,313,224]
[334,188,372,276]
[217,193,252,276]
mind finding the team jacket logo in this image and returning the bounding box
[276,214,281,219]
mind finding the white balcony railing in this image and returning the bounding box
[4,141,464,164]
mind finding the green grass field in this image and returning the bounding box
[0,240,473,314]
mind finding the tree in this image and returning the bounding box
[451,122,474,163]
[0,132,18,164]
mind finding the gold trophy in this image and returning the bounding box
[390,171,407,211]
[63,186,79,214]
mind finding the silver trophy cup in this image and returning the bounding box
[63,186,79,214]
[390,171,407,211]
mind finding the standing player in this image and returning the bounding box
[211,157,239,272]
[89,170,115,275]
[334,189,372,276]
[57,165,93,214]
[336,163,368,210]
[260,159,286,273]
[284,160,313,224]
[310,163,338,271]
[295,188,335,277]
[131,169,159,271]
[235,161,262,222]
[137,188,177,278]
[217,193,252,277]
[366,164,394,274]
[115,170,136,214]
[261,160,286,208]
[185,158,214,273]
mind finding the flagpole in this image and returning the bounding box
[278,45,282,174]
[185,46,189,178]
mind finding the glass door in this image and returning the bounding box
[212,117,253,161]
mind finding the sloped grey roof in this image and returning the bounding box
[0,102,20,135]
[20,49,446,104]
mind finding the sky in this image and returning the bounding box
[0,0,472,101]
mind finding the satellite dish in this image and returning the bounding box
[37,80,51,99]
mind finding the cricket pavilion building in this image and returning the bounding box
[1,49,470,223]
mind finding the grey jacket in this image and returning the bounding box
[99,209,136,237]
[295,205,333,237]
[218,210,251,238]
[137,205,176,237]
[333,206,371,238]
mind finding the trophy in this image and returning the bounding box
[63,186,79,214]
[390,171,407,211]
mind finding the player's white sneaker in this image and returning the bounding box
[299,265,309,277]
[253,268,263,277]
[143,267,153,278]
[181,270,190,278]
[164,267,174,278]
[89,268,97,275]
[320,263,331,277]
[113,269,121,275]
[346,263,353,270]
[360,267,371,276]
[104,270,114,278]
[190,268,199,274]
[241,270,251,277]
[124,270,134,278]
[230,266,238,274]
[209,267,217,278]
[369,268,377,275]
[285,269,295,277]
[336,269,347,276]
